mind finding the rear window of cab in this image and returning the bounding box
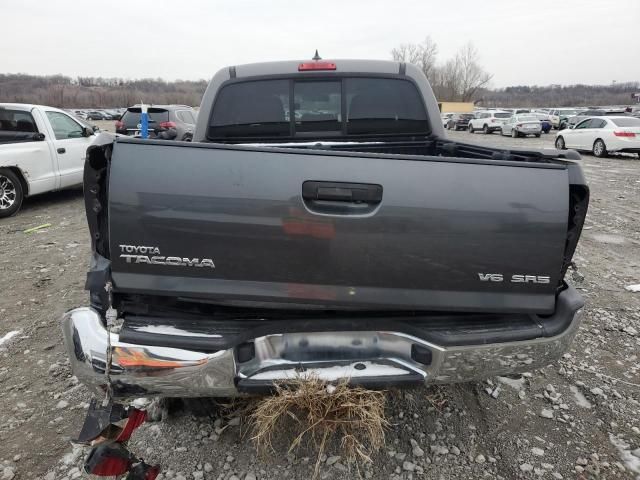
[208,77,429,140]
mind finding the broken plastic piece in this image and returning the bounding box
[116,408,147,442]
[75,398,146,444]
[126,461,161,480]
[84,442,133,476]
[75,399,128,444]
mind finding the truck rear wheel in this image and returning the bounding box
[0,169,24,218]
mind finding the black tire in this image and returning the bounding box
[593,139,608,158]
[468,124,474,133]
[511,129,518,138]
[181,134,193,142]
[0,169,24,218]
[535,134,541,138]
[483,124,490,134]
[555,136,565,150]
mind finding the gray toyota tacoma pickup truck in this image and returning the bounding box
[62,58,589,398]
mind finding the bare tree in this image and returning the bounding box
[435,58,460,102]
[391,37,438,83]
[431,43,493,102]
[0,73,207,108]
[455,43,493,101]
[391,39,492,102]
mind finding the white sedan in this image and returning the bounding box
[554,116,640,158]
[500,115,542,137]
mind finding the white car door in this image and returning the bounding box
[585,118,607,151]
[44,111,93,188]
[569,119,593,149]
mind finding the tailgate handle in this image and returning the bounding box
[302,181,383,204]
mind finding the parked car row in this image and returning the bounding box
[447,110,546,137]
[63,105,198,141]
[67,108,126,121]
[533,106,634,130]
[441,104,640,140]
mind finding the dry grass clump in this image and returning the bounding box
[249,375,389,478]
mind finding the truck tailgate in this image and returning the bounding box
[107,139,570,314]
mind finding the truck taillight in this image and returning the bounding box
[298,61,336,71]
[115,120,124,129]
[613,131,635,137]
[159,121,177,129]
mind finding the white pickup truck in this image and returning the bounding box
[0,103,97,217]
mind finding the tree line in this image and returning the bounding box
[0,74,206,108]
[1,47,638,108]
[391,37,639,107]
[478,82,640,108]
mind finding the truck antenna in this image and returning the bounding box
[312,50,321,61]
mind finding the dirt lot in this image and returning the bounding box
[0,128,639,480]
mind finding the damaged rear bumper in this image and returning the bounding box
[61,287,584,398]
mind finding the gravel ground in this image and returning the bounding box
[1,126,639,480]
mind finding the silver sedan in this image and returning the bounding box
[501,115,543,138]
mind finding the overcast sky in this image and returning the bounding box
[2,0,639,88]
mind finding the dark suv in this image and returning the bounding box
[115,105,197,141]
[446,113,475,131]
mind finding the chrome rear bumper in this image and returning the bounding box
[62,295,583,398]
